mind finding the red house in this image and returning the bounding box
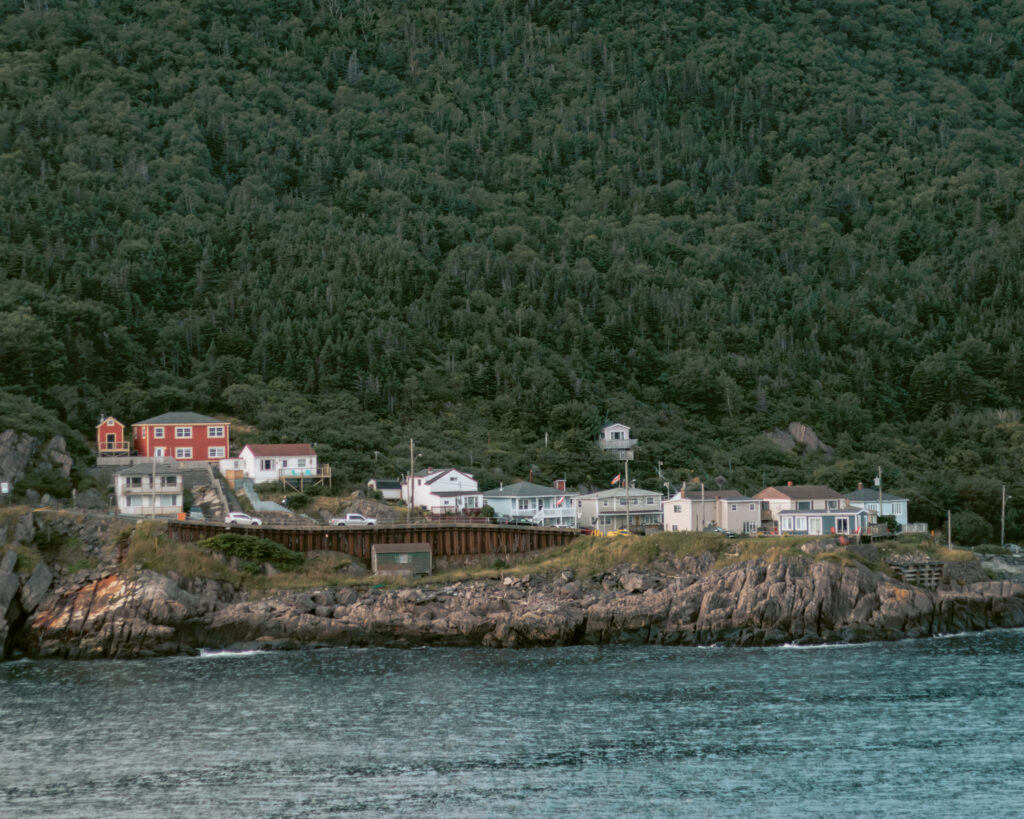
[96,416,129,455]
[131,412,230,462]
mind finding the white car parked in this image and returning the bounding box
[225,512,262,526]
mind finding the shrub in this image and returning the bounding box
[16,467,72,499]
[197,533,305,572]
[285,492,311,510]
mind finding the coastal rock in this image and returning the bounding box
[19,561,53,614]
[14,545,1024,660]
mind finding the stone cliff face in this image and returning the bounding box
[11,552,1024,660]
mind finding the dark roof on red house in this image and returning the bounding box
[134,412,225,425]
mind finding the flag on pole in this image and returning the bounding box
[611,473,621,485]
[556,496,565,507]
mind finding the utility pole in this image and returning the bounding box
[1001,485,1009,548]
[701,481,706,530]
[625,457,630,533]
[947,509,952,549]
[877,465,883,525]
[408,438,414,524]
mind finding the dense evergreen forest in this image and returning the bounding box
[1,0,1023,539]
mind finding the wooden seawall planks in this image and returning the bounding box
[166,521,579,560]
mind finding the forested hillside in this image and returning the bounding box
[1,0,1023,537]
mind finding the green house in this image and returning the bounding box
[371,542,432,577]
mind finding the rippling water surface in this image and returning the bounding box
[3,631,1024,817]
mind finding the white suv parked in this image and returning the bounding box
[225,512,262,526]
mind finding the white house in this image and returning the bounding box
[481,481,577,527]
[234,444,319,484]
[576,486,663,533]
[367,478,403,501]
[663,489,761,534]
[403,468,482,513]
[114,461,184,517]
[845,484,909,530]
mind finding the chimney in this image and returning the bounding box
[787,480,793,487]
[555,479,566,491]
[858,482,863,490]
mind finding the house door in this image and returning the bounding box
[154,447,165,458]
[106,433,116,447]
[809,518,822,535]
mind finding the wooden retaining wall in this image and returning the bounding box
[165,521,580,562]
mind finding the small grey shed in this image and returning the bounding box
[371,542,432,577]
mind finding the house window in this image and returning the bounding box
[261,459,273,471]
[175,427,192,439]
[828,500,838,510]
[160,476,178,488]
[797,501,810,511]
[836,517,850,534]
[795,516,806,530]
[127,476,143,488]
[749,504,755,511]
[450,476,458,481]
[208,447,225,459]
[396,554,411,564]
[518,499,530,510]
[154,427,164,439]
[672,525,678,531]
[175,447,192,459]
[106,418,114,426]
[297,458,306,467]
[602,500,609,507]
[208,426,225,438]
[731,504,737,511]
[673,505,681,513]
[647,497,654,505]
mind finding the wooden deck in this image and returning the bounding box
[166,520,580,562]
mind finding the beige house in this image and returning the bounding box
[753,484,850,530]
[662,489,761,534]
[576,486,663,532]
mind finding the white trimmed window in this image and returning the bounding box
[208,426,225,438]
[208,447,225,459]
[175,447,192,459]
[175,427,192,439]
[153,427,164,439]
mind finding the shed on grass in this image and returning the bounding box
[371,542,432,577]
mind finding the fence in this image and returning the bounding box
[166,520,580,562]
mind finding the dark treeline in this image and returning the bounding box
[1,0,1023,540]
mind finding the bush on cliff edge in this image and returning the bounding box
[197,533,305,573]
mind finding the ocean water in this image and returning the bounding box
[2,631,1024,818]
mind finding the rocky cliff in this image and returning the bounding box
[9,550,1024,660]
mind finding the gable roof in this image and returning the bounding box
[482,481,569,499]
[96,416,125,428]
[675,489,751,501]
[242,444,316,457]
[846,488,908,503]
[417,467,475,485]
[579,486,663,500]
[134,412,225,426]
[117,461,182,476]
[754,484,847,501]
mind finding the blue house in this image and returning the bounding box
[777,507,871,537]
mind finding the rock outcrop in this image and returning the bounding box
[12,553,1024,660]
